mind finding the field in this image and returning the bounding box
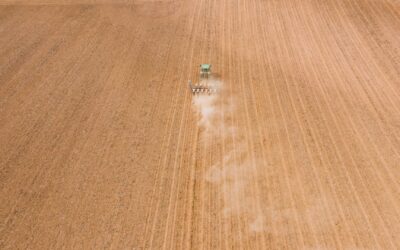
[1,0,400,249]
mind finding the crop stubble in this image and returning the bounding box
[0,0,399,249]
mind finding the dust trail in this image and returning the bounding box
[192,94,219,135]
[191,79,223,135]
[193,82,341,238]
[192,79,266,233]
[192,82,342,238]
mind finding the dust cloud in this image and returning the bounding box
[191,79,224,136]
[192,79,266,233]
[191,82,341,238]
[192,94,219,135]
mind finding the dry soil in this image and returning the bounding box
[0,0,400,249]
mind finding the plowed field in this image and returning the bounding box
[1,0,400,249]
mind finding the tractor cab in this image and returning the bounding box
[200,64,212,79]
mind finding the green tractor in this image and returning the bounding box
[200,64,212,79]
[188,64,218,95]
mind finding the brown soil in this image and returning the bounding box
[1,0,399,249]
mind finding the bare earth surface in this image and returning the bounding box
[1,0,400,249]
